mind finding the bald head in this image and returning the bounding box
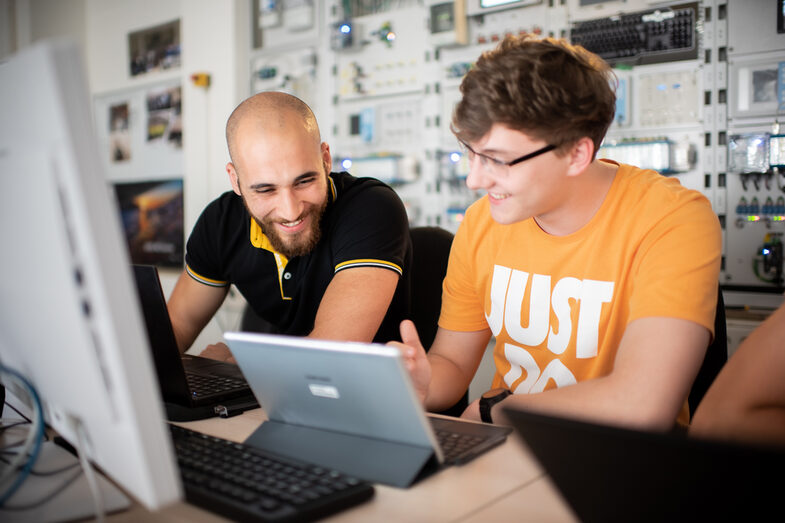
[226,92,321,163]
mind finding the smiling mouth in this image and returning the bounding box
[279,218,304,229]
[489,192,509,200]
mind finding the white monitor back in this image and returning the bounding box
[0,40,181,510]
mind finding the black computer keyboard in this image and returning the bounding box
[186,371,248,396]
[170,425,374,522]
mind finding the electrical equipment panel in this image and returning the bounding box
[251,0,319,49]
[721,0,785,301]
[728,0,785,57]
[251,47,317,107]
[247,0,785,309]
[724,127,785,295]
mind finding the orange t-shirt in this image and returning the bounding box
[440,162,721,424]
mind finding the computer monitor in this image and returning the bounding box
[0,40,182,510]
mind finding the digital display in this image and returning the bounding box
[431,3,455,34]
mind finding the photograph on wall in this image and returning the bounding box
[113,178,184,267]
[128,19,181,77]
[146,84,182,148]
[108,102,131,163]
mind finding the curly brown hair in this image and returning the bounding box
[451,35,617,158]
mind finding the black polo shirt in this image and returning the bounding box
[184,172,412,342]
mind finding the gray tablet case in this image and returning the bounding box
[224,331,458,487]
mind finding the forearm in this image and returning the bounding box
[492,375,683,432]
[310,267,398,342]
[167,270,228,353]
[692,405,785,447]
[169,318,199,354]
[425,352,476,411]
[420,327,491,411]
[490,317,709,432]
[691,304,785,445]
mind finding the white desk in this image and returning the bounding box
[109,408,578,522]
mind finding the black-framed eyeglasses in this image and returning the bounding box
[458,140,556,173]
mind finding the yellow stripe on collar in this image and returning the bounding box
[249,218,291,300]
[328,174,337,201]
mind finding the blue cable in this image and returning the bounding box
[0,365,45,507]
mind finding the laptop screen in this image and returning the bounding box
[503,406,785,523]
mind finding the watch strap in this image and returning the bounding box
[479,389,511,424]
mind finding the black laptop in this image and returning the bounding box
[503,406,785,523]
[132,264,258,421]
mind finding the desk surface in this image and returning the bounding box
[110,409,578,522]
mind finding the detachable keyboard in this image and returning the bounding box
[185,371,249,397]
[170,424,375,522]
[429,416,513,466]
[435,429,489,464]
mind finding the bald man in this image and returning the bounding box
[168,92,412,361]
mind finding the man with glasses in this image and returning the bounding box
[392,35,721,431]
[168,91,412,361]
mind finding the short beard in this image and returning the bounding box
[241,187,329,259]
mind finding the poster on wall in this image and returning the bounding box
[146,85,182,148]
[113,178,184,267]
[109,102,131,162]
[128,19,181,77]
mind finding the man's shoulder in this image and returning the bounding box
[329,171,402,209]
[616,164,711,209]
[330,171,395,195]
[454,196,516,248]
[462,196,499,230]
[203,190,243,213]
[194,191,245,229]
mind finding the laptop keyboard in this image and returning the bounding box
[186,371,248,397]
[435,429,489,464]
[170,424,374,522]
[429,416,513,466]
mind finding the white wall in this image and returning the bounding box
[10,0,250,237]
[29,0,86,52]
[1,0,85,59]
[12,0,252,351]
[84,0,249,232]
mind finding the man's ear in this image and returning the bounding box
[321,142,332,173]
[566,137,595,177]
[227,162,242,196]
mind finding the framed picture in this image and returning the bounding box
[146,84,182,148]
[113,178,184,267]
[128,19,181,77]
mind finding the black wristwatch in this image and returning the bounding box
[479,388,512,424]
